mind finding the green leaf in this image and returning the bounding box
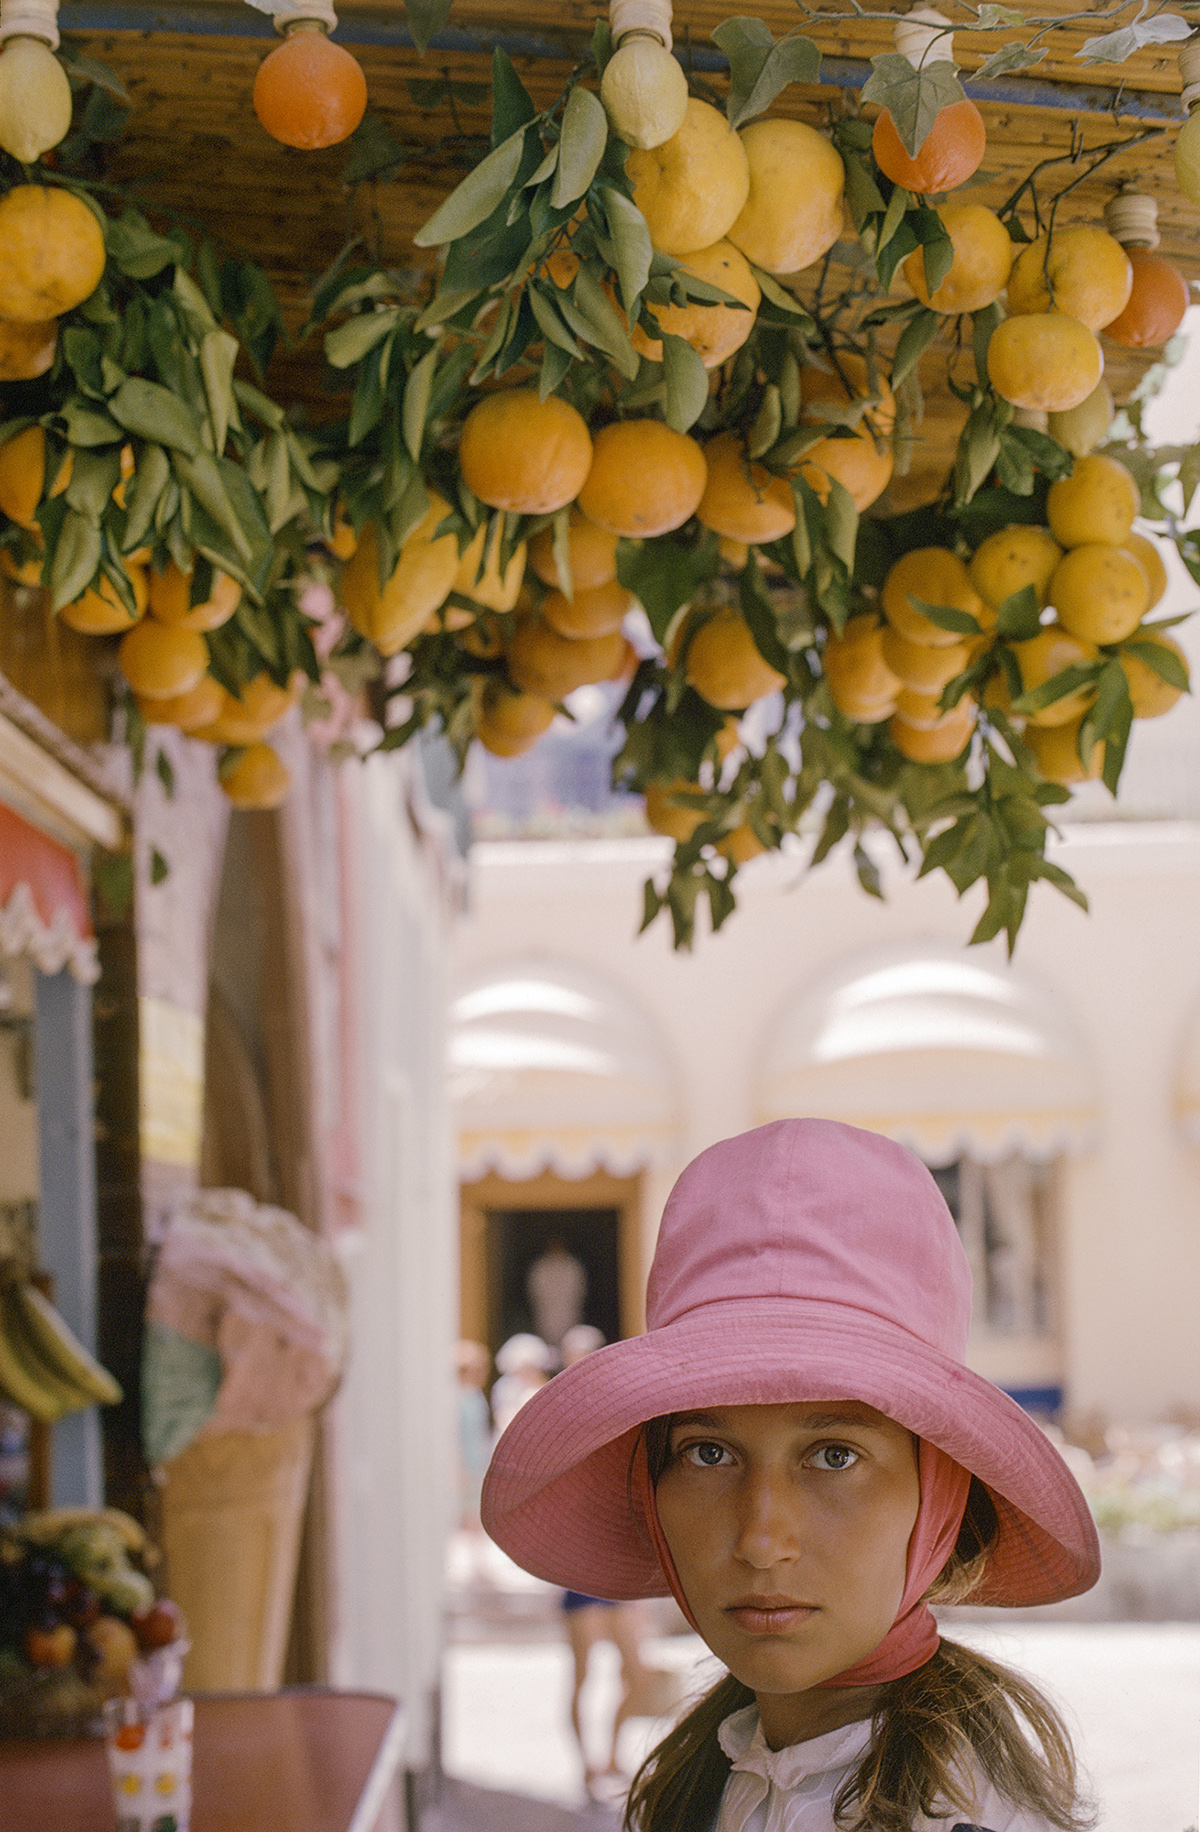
[1078,13,1191,63]
[711,18,821,130]
[551,85,607,210]
[861,54,965,159]
[975,5,1026,27]
[105,209,179,279]
[907,594,981,636]
[325,307,402,368]
[661,334,709,433]
[414,126,530,248]
[402,346,438,462]
[993,582,1042,639]
[173,449,253,564]
[1012,660,1100,716]
[602,186,653,314]
[974,41,1047,80]
[341,112,409,184]
[149,845,170,884]
[563,265,639,379]
[824,477,859,575]
[404,0,454,51]
[1178,443,1200,516]
[891,308,939,389]
[154,749,175,798]
[912,207,954,294]
[122,444,171,553]
[199,328,239,454]
[528,285,584,357]
[854,842,884,900]
[110,378,201,455]
[617,535,719,643]
[843,152,888,231]
[65,447,121,522]
[60,402,123,447]
[1123,635,1189,691]
[49,509,102,611]
[490,48,538,146]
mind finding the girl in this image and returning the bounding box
[483,1119,1101,1832]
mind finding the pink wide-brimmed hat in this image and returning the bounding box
[482,1119,1100,1608]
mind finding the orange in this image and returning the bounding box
[136,675,225,732]
[0,423,47,528]
[871,99,985,195]
[459,390,592,516]
[726,119,844,276]
[889,695,976,762]
[506,615,627,699]
[631,241,760,367]
[1047,381,1115,458]
[881,547,984,647]
[219,742,291,810]
[987,313,1103,414]
[684,606,786,710]
[253,24,367,150]
[473,679,556,757]
[1010,624,1099,726]
[60,563,148,634]
[326,505,358,561]
[1023,716,1104,785]
[452,522,526,612]
[1102,247,1189,348]
[1050,543,1148,645]
[626,98,751,256]
[527,509,619,593]
[118,620,208,700]
[1120,629,1189,719]
[194,672,299,744]
[823,612,901,722]
[340,499,460,656]
[541,579,633,639]
[147,561,241,632]
[797,353,894,512]
[1046,453,1139,548]
[719,822,768,865]
[901,202,1013,314]
[695,431,795,543]
[880,626,971,693]
[1122,531,1167,611]
[968,524,1062,611]
[893,686,965,729]
[0,187,107,322]
[644,778,707,841]
[1006,227,1132,332]
[0,316,56,381]
[576,419,707,537]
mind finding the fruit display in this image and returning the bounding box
[0,1279,122,1423]
[0,1509,186,1738]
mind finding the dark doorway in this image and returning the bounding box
[486,1206,621,1358]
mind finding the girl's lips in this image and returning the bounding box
[724,1599,818,1634]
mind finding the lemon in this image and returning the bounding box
[600,37,688,151]
[0,38,73,164]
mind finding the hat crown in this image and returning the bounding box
[646,1119,971,1360]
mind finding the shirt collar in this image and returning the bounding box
[717,1705,873,1789]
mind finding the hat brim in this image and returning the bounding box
[481,1298,1101,1608]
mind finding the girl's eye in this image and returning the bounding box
[682,1441,731,1468]
[810,1444,858,1472]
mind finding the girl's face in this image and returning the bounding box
[655,1401,920,1747]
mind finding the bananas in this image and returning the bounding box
[0,1280,123,1420]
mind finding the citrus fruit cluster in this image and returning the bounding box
[0,188,105,386]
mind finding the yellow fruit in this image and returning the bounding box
[1120,629,1189,719]
[902,203,1014,315]
[968,525,1063,612]
[1023,716,1104,785]
[695,431,795,543]
[459,390,593,516]
[0,38,74,164]
[1010,624,1099,726]
[506,615,627,699]
[147,562,241,632]
[327,506,358,561]
[1046,453,1139,549]
[631,240,760,368]
[340,499,460,656]
[136,675,225,732]
[626,98,750,256]
[527,509,619,593]
[881,547,984,648]
[823,613,901,722]
[890,696,976,762]
[1122,531,1167,611]
[1006,227,1132,333]
[1050,543,1148,645]
[600,36,689,151]
[0,186,107,323]
[0,423,46,528]
[684,606,785,710]
[474,678,557,756]
[60,564,148,634]
[726,118,844,276]
[0,315,56,382]
[453,522,527,612]
[541,579,633,639]
[118,620,208,700]
[576,419,707,538]
[797,354,895,513]
[987,313,1103,414]
[194,673,299,745]
[1047,381,1114,458]
[219,742,291,810]
[719,822,767,865]
[644,778,707,841]
[880,627,972,693]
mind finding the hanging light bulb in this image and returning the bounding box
[1174,37,1200,206]
[0,0,73,164]
[1101,189,1190,348]
[600,0,687,151]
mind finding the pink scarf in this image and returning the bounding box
[632,1434,971,1686]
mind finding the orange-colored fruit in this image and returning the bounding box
[631,240,760,367]
[626,98,750,256]
[506,615,627,700]
[452,522,526,612]
[1046,453,1139,548]
[695,431,795,543]
[147,561,241,632]
[474,678,557,757]
[1050,543,1149,645]
[0,316,56,381]
[968,524,1062,611]
[1102,246,1189,348]
[1010,624,1099,726]
[987,313,1103,414]
[719,822,768,865]
[136,675,225,732]
[1023,716,1104,785]
[219,742,291,810]
[902,202,1013,314]
[1006,227,1132,332]
[880,626,972,693]
[194,672,299,744]
[644,778,707,841]
[797,354,895,512]
[1047,381,1115,458]
[541,579,633,640]
[889,695,977,761]
[0,423,47,528]
[823,612,901,722]
[1122,531,1167,611]
[684,606,786,710]
[726,118,844,276]
[527,509,620,593]
[881,547,984,647]
[253,24,367,150]
[340,499,460,656]
[576,419,707,538]
[459,390,593,516]
[327,506,358,560]
[1120,629,1189,719]
[60,563,148,634]
[118,620,208,699]
[0,187,106,323]
[872,99,986,195]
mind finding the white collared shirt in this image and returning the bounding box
[714,1704,1064,1832]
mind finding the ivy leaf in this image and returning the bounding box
[551,85,607,210]
[414,126,530,247]
[1078,13,1192,63]
[974,41,1047,80]
[861,54,965,158]
[601,185,653,314]
[661,333,709,433]
[403,0,453,52]
[711,18,821,130]
[974,5,1026,27]
[993,582,1042,639]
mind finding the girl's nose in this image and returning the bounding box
[732,1465,801,1569]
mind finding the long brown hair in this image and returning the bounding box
[624,1422,1095,1832]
